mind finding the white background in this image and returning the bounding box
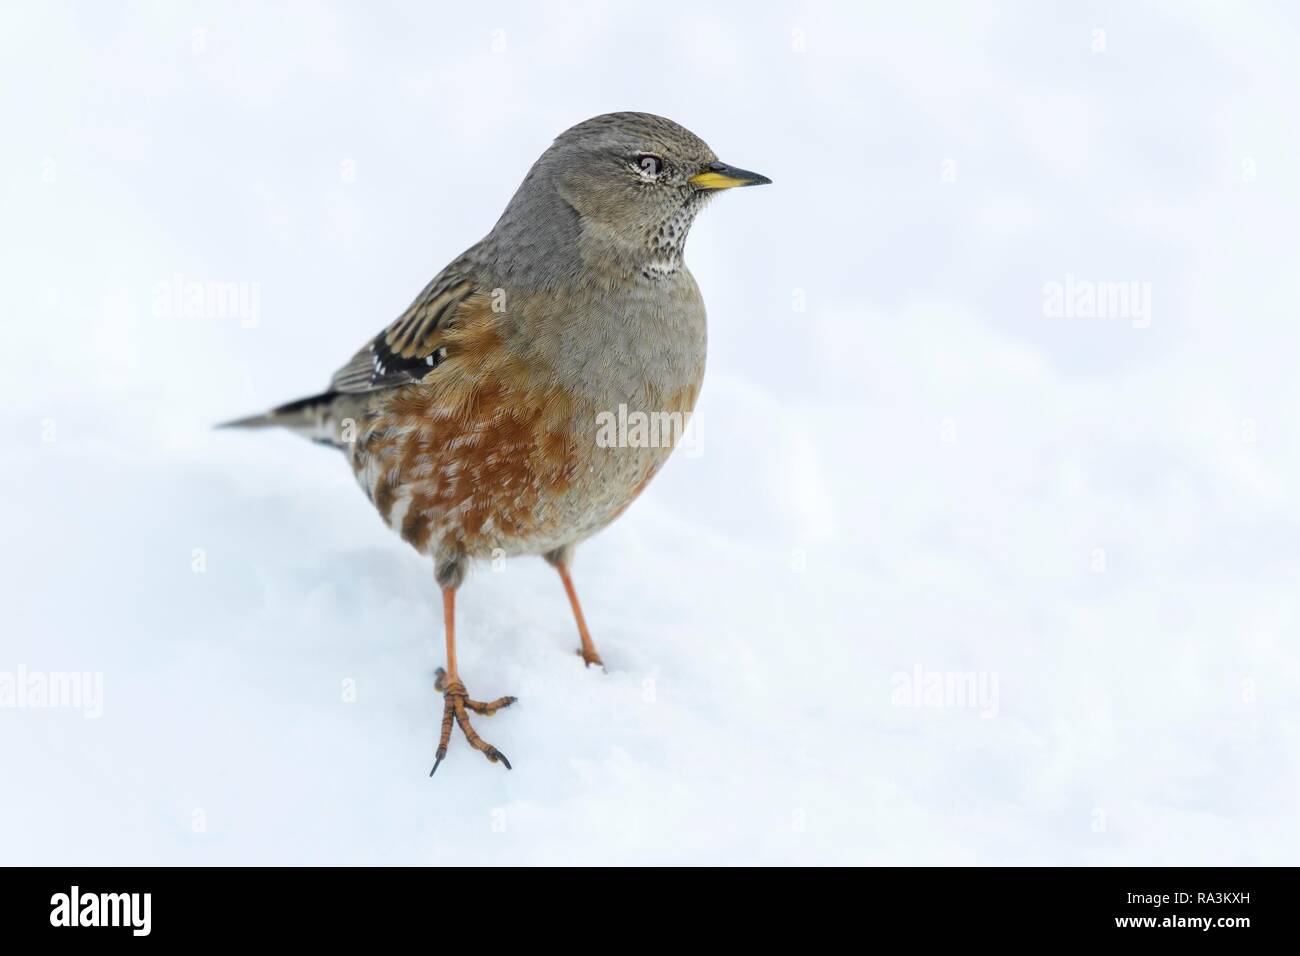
[2,1,1297,864]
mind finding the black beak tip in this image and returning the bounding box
[704,160,772,187]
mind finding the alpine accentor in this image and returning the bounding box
[222,112,770,773]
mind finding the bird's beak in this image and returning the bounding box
[689,160,772,190]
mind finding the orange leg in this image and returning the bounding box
[430,587,516,777]
[555,562,604,669]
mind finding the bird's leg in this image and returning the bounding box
[550,556,604,669]
[430,586,516,777]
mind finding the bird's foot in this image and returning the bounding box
[575,647,605,670]
[429,667,516,776]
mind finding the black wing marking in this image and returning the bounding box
[330,275,474,394]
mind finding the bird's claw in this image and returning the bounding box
[430,668,515,777]
[575,648,606,670]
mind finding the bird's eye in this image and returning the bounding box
[634,154,663,177]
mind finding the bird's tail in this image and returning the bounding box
[217,391,352,447]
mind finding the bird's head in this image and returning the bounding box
[501,112,770,278]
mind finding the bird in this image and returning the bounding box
[220,112,770,774]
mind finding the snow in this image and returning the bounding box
[2,2,1299,865]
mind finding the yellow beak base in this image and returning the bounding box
[688,162,772,190]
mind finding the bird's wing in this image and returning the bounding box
[329,266,481,394]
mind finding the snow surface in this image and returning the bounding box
[2,2,1299,864]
